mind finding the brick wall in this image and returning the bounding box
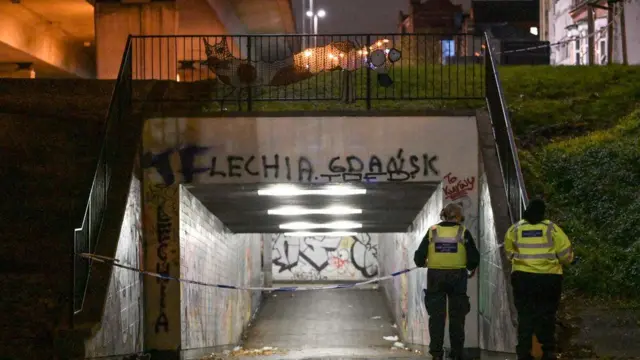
[85,176,144,357]
[179,187,262,350]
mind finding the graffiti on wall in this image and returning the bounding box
[443,172,476,201]
[142,145,212,186]
[144,146,440,185]
[271,234,379,281]
[143,183,179,337]
[442,172,479,238]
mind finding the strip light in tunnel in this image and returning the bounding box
[279,221,363,230]
[268,206,362,216]
[257,184,366,196]
[284,231,357,237]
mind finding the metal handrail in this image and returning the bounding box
[483,32,529,222]
[72,36,133,317]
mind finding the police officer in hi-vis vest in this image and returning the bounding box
[504,199,574,360]
[414,203,480,360]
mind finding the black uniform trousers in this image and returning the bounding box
[511,271,563,360]
[424,268,470,359]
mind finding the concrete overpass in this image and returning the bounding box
[0,0,295,79]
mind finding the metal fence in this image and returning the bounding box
[73,37,133,316]
[484,33,529,222]
[130,33,486,109]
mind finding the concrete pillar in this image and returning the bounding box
[95,0,179,79]
[142,180,181,357]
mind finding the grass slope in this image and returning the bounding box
[503,65,640,299]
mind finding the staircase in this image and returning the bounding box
[0,80,113,359]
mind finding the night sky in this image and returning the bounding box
[291,0,410,34]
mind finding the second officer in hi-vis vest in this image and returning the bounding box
[414,203,480,360]
[504,198,574,360]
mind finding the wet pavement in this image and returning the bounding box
[236,285,425,359]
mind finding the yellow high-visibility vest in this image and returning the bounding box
[506,220,573,275]
[426,224,467,270]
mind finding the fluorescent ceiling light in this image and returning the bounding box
[284,231,356,237]
[279,221,362,230]
[268,206,362,216]
[257,184,366,197]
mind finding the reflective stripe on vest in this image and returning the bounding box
[432,225,465,245]
[512,220,555,260]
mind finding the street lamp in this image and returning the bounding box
[306,8,326,48]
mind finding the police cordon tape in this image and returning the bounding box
[78,245,504,292]
[78,252,418,291]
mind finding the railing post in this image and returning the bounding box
[366,34,372,110]
[70,232,75,328]
[246,35,253,112]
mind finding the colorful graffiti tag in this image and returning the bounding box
[271,234,379,281]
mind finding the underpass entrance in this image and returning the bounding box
[141,113,480,358]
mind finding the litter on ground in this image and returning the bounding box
[202,346,288,359]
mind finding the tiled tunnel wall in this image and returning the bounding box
[85,176,144,358]
[377,182,444,346]
[477,172,517,352]
[377,167,519,353]
[377,180,481,350]
[179,187,263,350]
[269,233,380,282]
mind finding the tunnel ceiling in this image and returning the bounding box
[187,182,439,233]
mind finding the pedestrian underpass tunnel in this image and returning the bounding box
[108,114,520,359]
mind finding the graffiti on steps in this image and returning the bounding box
[144,145,440,185]
[271,234,379,280]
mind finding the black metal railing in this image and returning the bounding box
[484,33,529,222]
[73,36,133,315]
[129,33,485,110]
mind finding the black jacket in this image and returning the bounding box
[413,221,480,271]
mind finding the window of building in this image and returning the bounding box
[599,40,607,64]
[442,39,456,63]
[575,38,581,65]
